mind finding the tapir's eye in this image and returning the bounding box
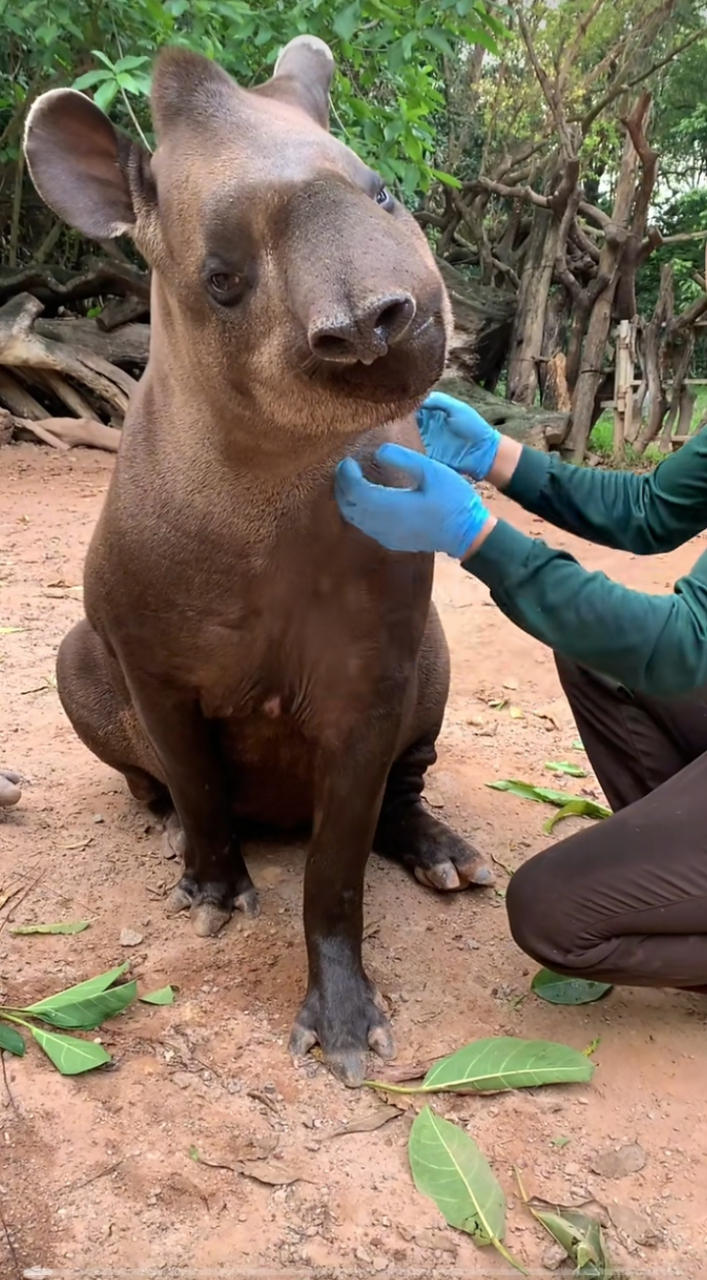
[375,185,394,211]
[208,272,244,303]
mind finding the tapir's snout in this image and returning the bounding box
[308,291,416,365]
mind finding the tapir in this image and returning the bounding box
[24,36,493,1084]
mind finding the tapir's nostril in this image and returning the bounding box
[309,293,416,365]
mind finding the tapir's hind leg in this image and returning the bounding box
[57,618,169,809]
[374,604,494,891]
[57,618,256,932]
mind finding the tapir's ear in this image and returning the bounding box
[24,89,152,239]
[268,35,335,130]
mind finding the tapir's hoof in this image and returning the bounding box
[0,770,22,809]
[165,873,259,934]
[377,806,495,892]
[289,981,396,1088]
[191,902,232,937]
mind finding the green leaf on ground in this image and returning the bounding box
[25,962,130,1012]
[30,980,138,1029]
[0,626,25,635]
[9,920,90,935]
[532,969,613,1006]
[30,1026,112,1074]
[516,1170,613,1276]
[487,779,576,806]
[572,738,585,751]
[545,761,588,778]
[544,798,611,833]
[488,780,610,827]
[418,1037,594,1093]
[139,985,176,1005]
[409,1108,526,1273]
[0,1022,26,1055]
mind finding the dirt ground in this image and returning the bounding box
[1,441,706,1280]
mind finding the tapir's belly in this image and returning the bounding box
[216,705,316,828]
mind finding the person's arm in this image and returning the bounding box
[467,518,707,697]
[417,392,707,557]
[491,427,707,556]
[335,443,707,700]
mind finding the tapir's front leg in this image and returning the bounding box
[126,675,257,934]
[289,722,399,1087]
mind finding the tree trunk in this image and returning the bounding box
[436,259,515,388]
[506,206,560,404]
[563,107,646,461]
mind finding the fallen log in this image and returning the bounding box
[437,373,569,450]
[0,258,150,307]
[0,293,136,417]
[0,407,120,451]
[34,318,150,366]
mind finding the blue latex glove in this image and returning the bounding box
[335,443,490,558]
[416,390,501,480]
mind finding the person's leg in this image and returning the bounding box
[554,654,707,811]
[507,748,707,988]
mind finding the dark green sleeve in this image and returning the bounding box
[466,521,707,697]
[506,428,707,554]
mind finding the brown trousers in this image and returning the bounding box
[506,655,707,988]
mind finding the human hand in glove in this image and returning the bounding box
[335,443,495,559]
[416,390,501,481]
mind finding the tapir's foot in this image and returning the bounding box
[0,769,22,809]
[290,974,395,1088]
[166,870,260,936]
[375,802,494,892]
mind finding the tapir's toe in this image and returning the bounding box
[166,883,193,914]
[376,804,495,893]
[191,902,231,936]
[235,887,260,918]
[161,812,187,861]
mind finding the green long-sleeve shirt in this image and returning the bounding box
[466,429,707,697]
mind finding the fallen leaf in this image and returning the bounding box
[544,797,611,833]
[545,761,588,778]
[9,920,90,936]
[516,1170,614,1277]
[592,1143,646,1179]
[0,626,24,636]
[140,985,176,1005]
[0,1022,26,1056]
[0,885,22,912]
[235,1159,311,1186]
[325,1105,403,1138]
[609,1202,662,1245]
[25,981,138,1030]
[409,1108,525,1273]
[30,1026,112,1074]
[509,705,525,720]
[26,962,130,1011]
[376,1036,593,1094]
[531,968,613,1006]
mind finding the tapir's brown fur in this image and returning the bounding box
[24,36,492,1084]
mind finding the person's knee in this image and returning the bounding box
[506,854,580,972]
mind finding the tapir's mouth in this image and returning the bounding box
[312,310,447,405]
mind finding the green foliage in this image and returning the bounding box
[0,962,175,1075]
[0,0,504,197]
